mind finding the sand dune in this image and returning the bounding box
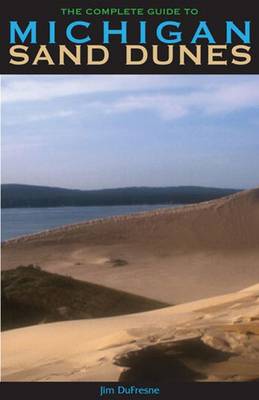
[2,266,168,331]
[2,188,259,382]
[2,188,259,303]
[2,284,259,382]
[2,188,259,302]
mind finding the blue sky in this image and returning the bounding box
[1,75,259,189]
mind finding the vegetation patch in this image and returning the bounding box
[1,265,169,331]
[111,259,128,267]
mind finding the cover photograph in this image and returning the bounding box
[1,0,259,397]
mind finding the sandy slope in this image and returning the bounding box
[2,284,259,382]
[2,189,259,382]
[2,188,259,303]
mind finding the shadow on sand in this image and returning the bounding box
[115,337,234,382]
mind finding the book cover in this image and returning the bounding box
[1,0,259,398]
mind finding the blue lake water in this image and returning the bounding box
[1,204,180,241]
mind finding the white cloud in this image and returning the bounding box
[2,75,259,122]
[5,109,75,126]
[96,80,259,120]
[3,75,256,103]
[1,75,177,103]
[103,94,188,120]
[199,81,259,114]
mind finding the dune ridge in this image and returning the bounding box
[2,283,259,382]
[1,265,168,331]
[2,188,259,382]
[2,188,259,303]
[1,187,253,246]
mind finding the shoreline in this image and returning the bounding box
[2,188,258,304]
[2,195,230,246]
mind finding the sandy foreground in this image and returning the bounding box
[1,188,259,381]
[2,284,259,382]
[2,188,259,303]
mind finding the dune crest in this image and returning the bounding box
[2,189,259,381]
[2,283,259,382]
[2,188,259,303]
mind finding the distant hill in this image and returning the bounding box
[1,265,168,330]
[1,184,240,208]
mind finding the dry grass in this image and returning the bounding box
[1,265,168,331]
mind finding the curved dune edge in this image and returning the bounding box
[2,283,259,382]
[1,190,245,245]
[2,188,259,304]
